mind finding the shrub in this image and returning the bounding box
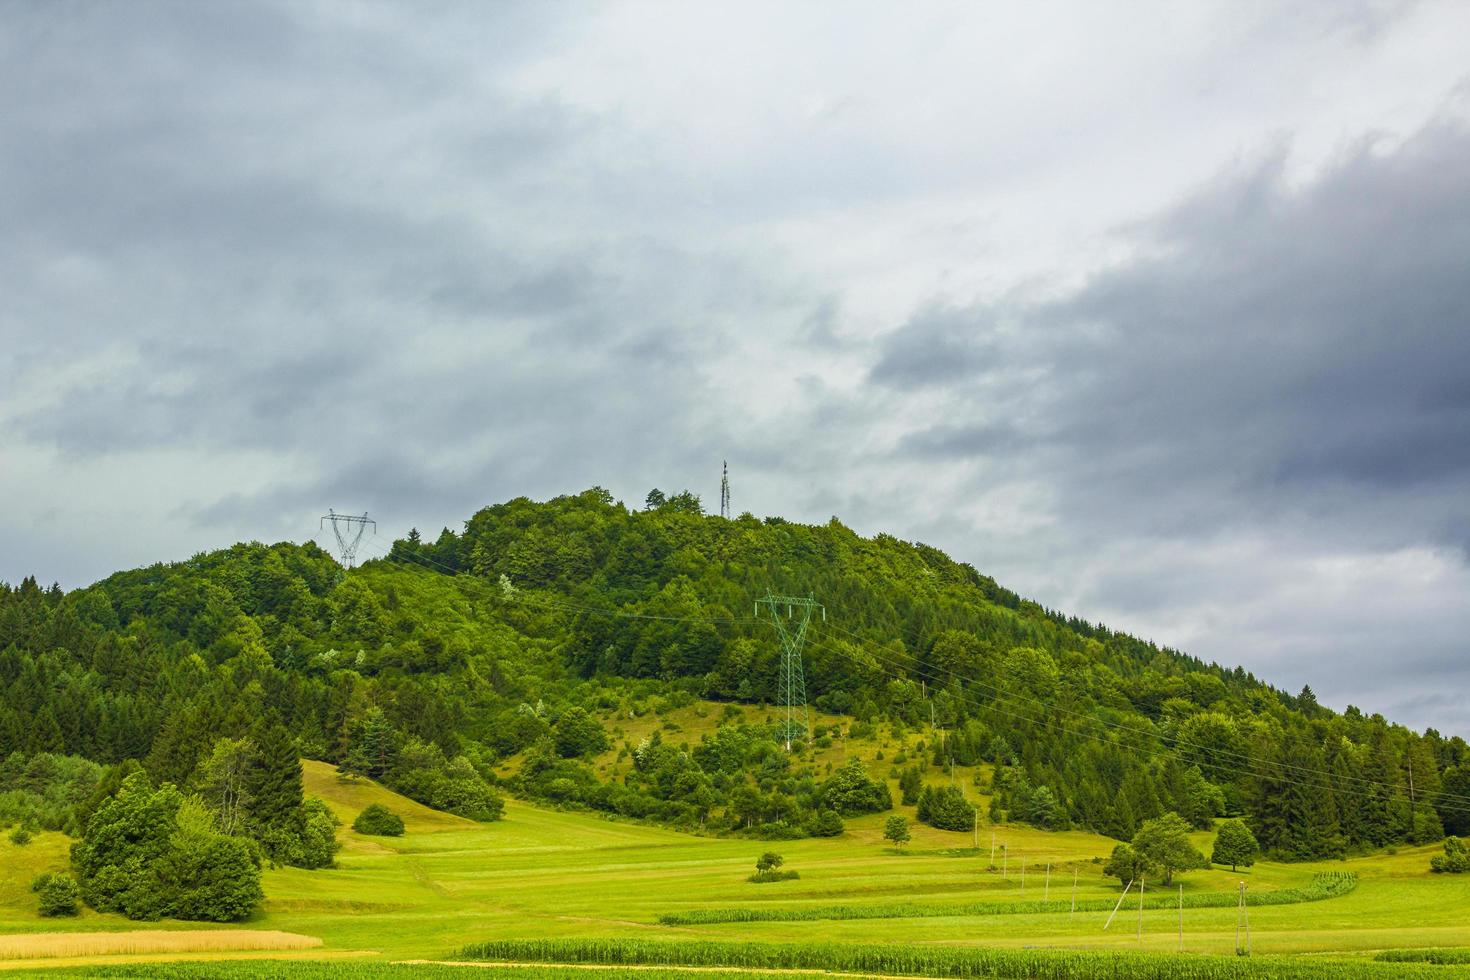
[748,851,798,882]
[808,809,844,837]
[9,824,33,845]
[31,871,80,916]
[353,803,406,837]
[1430,836,1469,873]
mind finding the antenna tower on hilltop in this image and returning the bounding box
[755,592,824,750]
[320,509,375,568]
[720,460,731,519]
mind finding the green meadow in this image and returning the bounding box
[6,750,1470,976]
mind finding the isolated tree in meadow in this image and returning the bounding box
[1210,819,1259,871]
[755,851,784,873]
[884,815,911,849]
[1132,812,1207,885]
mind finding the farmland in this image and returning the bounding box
[5,751,1470,976]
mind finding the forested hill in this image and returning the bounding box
[3,487,1468,859]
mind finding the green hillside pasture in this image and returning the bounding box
[457,937,1470,979]
[6,762,1470,968]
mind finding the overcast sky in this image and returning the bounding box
[3,1,1469,735]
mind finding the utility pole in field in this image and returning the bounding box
[1137,875,1145,943]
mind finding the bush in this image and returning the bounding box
[808,809,844,837]
[748,851,798,882]
[9,824,33,845]
[31,871,80,916]
[353,803,406,837]
[1430,836,1469,873]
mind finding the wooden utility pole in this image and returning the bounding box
[1020,851,1025,895]
[1045,861,1051,901]
[1137,875,1145,943]
[1235,881,1248,956]
[1071,867,1078,918]
[1178,884,1183,952]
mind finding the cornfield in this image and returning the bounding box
[456,935,1470,979]
[659,871,1356,925]
[1377,948,1470,964]
[0,929,321,961]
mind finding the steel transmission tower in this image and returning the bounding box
[755,592,824,750]
[320,510,375,568]
[720,460,731,519]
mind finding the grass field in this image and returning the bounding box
[4,707,1470,976]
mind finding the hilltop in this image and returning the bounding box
[2,487,1468,858]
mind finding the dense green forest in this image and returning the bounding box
[3,487,1469,867]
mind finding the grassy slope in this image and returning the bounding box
[4,744,1470,969]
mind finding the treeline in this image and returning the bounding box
[3,487,1468,860]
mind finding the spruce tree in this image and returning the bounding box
[246,722,304,832]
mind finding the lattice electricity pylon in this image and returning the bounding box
[320,509,375,568]
[720,460,731,519]
[755,592,824,750]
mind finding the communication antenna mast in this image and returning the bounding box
[720,460,731,519]
[755,592,823,750]
[320,509,375,568]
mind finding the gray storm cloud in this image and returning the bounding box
[2,1,1469,734]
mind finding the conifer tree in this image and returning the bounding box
[246,722,304,832]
